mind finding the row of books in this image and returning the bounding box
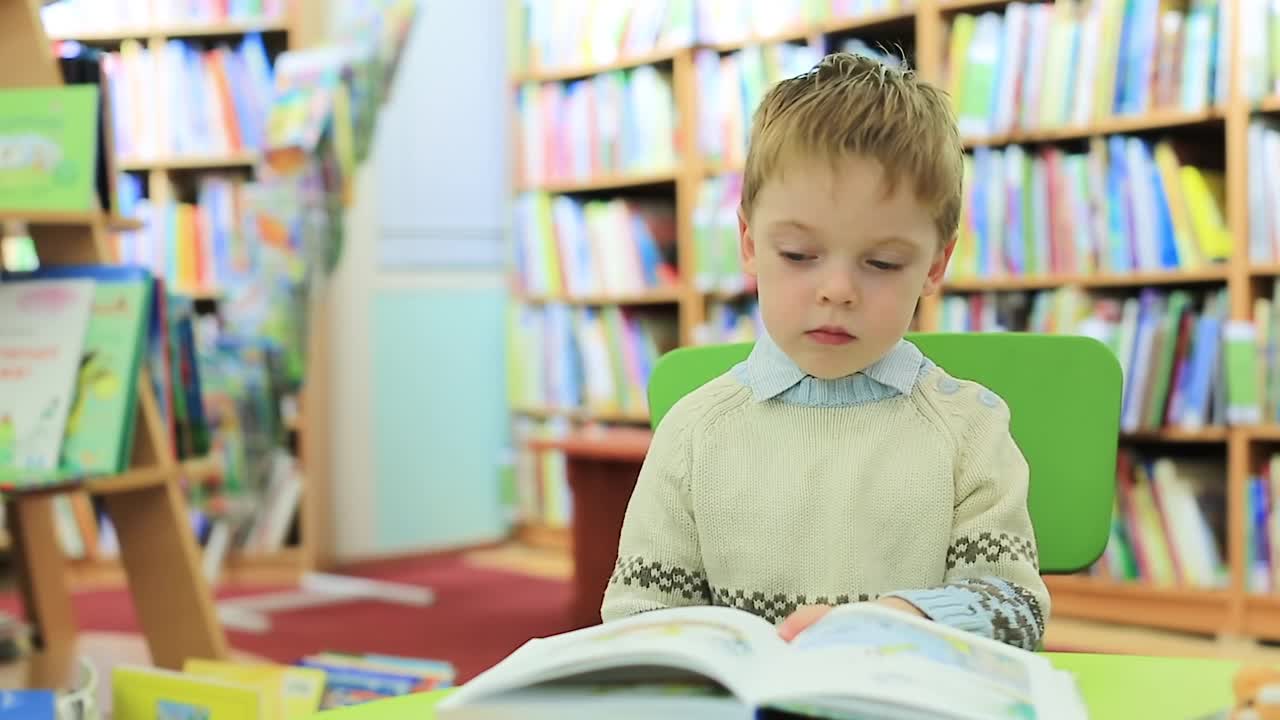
[516,66,678,186]
[509,417,572,529]
[946,1,1228,139]
[116,173,254,296]
[41,0,286,34]
[1093,450,1227,589]
[510,0,694,74]
[103,34,274,160]
[509,0,914,73]
[98,653,453,718]
[950,136,1231,282]
[1239,2,1280,102]
[511,193,678,297]
[1245,279,1280,427]
[693,173,752,295]
[940,286,1230,434]
[1249,118,1280,264]
[694,43,822,171]
[506,304,679,416]
[694,0,913,48]
[1246,452,1280,593]
[696,298,763,345]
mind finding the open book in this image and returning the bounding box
[437,603,1087,720]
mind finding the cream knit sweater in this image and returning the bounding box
[600,342,1049,650]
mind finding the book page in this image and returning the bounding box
[445,606,783,707]
[753,604,1081,720]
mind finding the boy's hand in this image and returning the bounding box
[777,604,832,642]
[777,598,927,642]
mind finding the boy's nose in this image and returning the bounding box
[818,275,858,306]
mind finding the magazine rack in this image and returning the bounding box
[0,0,227,688]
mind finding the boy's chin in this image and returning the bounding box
[793,352,872,381]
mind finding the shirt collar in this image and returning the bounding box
[742,331,924,402]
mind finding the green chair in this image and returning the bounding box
[646,332,1123,574]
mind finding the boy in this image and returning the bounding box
[600,52,1048,650]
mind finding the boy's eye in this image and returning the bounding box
[780,251,813,263]
[867,260,902,271]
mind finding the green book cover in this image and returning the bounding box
[1225,319,1262,425]
[62,279,151,474]
[1144,290,1191,428]
[9,266,153,475]
[0,85,100,212]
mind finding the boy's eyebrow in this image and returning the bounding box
[766,219,816,234]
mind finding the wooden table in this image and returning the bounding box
[528,427,652,629]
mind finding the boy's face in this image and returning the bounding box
[738,154,955,380]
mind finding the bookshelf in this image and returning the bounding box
[505,0,1280,642]
[20,1,335,589]
[0,0,227,686]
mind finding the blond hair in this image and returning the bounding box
[740,52,964,244]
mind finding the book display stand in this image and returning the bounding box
[0,0,226,688]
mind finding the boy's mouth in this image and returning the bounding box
[805,326,856,345]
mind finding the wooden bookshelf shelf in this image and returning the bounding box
[962,109,1226,148]
[513,47,680,84]
[513,406,651,425]
[1242,595,1280,640]
[527,426,653,461]
[47,17,290,43]
[822,8,917,34]
[519,287,684,306]
[1259,96,1280,114]
[705,27,814,54]
[1243,425,1280,441]
[119,152,258,171]
[519,170,680,194]
[0,210,139,230]
[944,266,1230,292]
[1121,427,1229,443]
[515,522,572,552]
[938,0,1015,12]
[1249,263,1280,277]
[1044,575,1231,635]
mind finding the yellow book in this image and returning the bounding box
[1092,1,1126,121]
[112,665,264,720]
[946,14,976,116]
[1180,165,1233,261]
[1152,141,1199,268]
[184,659,327,720]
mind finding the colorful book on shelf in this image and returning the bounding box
[945,0,1227,137]
[513,193,678,297]
[0,278,96,477]
[103,34,274,160]
[298,652,453,710]
[1099,450,1227,588]
[515,65,677,185]
[950,135,1229,283]
[4,265,153,476]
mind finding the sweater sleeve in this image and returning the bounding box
[600,405,711,622]
[885,387,1050,650]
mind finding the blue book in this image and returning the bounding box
[0,690,56,719]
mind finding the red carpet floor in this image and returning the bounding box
[0,551,577,683]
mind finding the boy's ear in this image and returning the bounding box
[738,206,757,275]
[921,237,956,297]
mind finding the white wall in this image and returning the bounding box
[325,0,511,560]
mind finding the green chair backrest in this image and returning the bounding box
[647,332,1123,574]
